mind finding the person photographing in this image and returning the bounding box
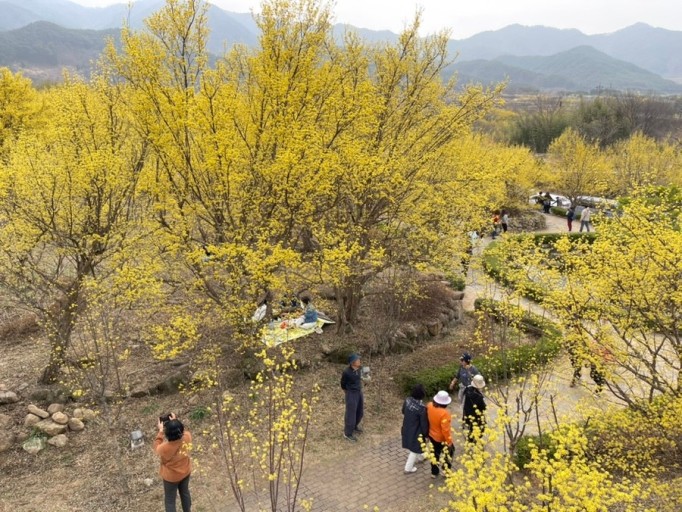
[154,413,192,512]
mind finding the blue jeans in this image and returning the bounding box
[163,475,191,512]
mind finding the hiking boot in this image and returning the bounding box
[343,434,358,442]
[354,426,364,434]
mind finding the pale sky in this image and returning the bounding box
[70,0,682,38]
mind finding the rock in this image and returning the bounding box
[402,324,418,340]
[155,365,191,395]
[73,408,84,419]
[47,434,68,448]
[22,437,45,455]
[0,413,12,430]
[47,403,64,415]
[143,478,154,487]
[16,382,29,393]
[426,321,442,337]
[129,387,148,398]
[68,418,85,432]
[452,301,464,324]
[24,413,41,428]
[0,391,19,404]
[52,412,69,425]
[35,419,67,436]
[29,389,49,402]
[27,405,50,419]
[0,383,6,391]
[451,291,465,301]
[15,431,29,443]
[320,343,333,355]
[0,432,15,452]
[81,409,96,422]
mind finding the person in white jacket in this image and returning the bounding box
[579,207,592,232]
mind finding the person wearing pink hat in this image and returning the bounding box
[426,390,454,478]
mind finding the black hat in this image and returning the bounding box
[460,353,472,363]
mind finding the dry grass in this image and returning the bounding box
[0,301,478,512]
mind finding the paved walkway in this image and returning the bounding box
[223,212,607,512]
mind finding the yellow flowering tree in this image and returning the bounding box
[547,128,610,206]
[545,187,682,406]
[0,76,148,383]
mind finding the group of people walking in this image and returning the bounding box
[342,352,487,478]
[401,353,487,477]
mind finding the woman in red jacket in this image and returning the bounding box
[154,413,192,512]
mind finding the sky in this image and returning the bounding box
[69,0,682,38]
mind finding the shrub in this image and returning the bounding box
[188,405,211,422]
[396,299,562,397]
[481,233,597,302]
[514,432,557,469]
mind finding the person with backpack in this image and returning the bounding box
[566,206,575,232]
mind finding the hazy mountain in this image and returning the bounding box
[0,21,119,82]
[454,46,681,93]
[1,0,681,90]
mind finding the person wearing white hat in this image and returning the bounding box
[463,374,487,444]
[426,390,454,478]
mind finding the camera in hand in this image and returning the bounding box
[159,413,172,425]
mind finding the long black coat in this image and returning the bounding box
[401,397,429,453]
[463,386,486,426]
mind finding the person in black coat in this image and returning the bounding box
[401,384,429,473]
[463,374,487,444]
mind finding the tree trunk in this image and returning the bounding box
[334,281,363,332]
[39,277,82,384]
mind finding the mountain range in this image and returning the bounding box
[1,0,681,92]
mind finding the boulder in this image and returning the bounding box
[0,413,12,430]
[82,409,96,422]
[402,323,418,340]
[451,291,465,301]
[0,391,19,404]
[35,419,67,436]
[47,403,64,415]
[68,418,85,432]
[47,434,68,448]
[426,321,442,337]
[24,413,41,428]
[129,387,148,399]
[22,437,45,455]
[27,405,50,419]
[51,412,69,425]
[0,432,15,452]
[72,408,84,419]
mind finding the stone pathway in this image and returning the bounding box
[221,212,609,512]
